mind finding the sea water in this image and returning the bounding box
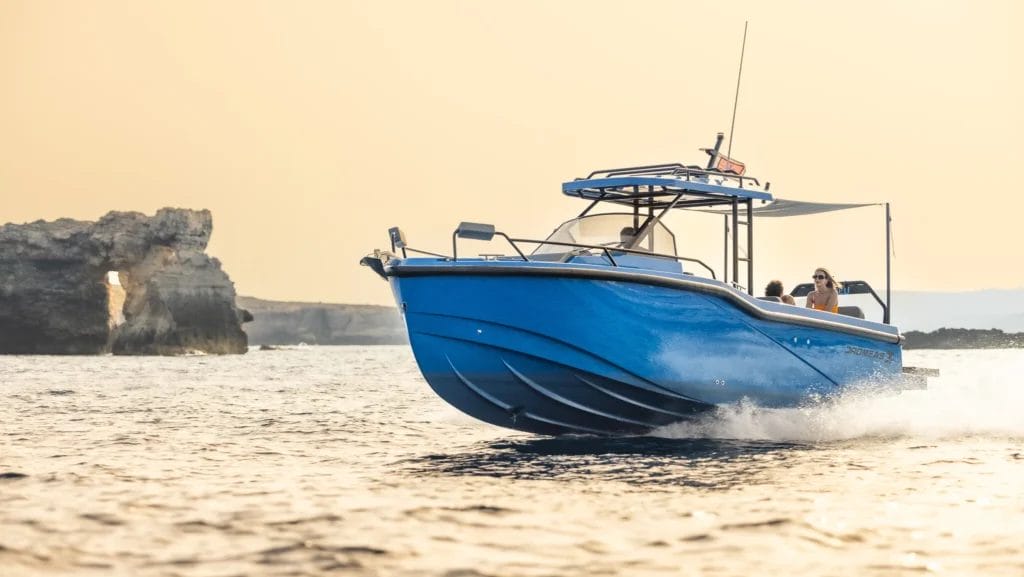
[1,347,1022,576]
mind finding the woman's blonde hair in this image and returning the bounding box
[815,267,841,291]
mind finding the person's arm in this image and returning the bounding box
[805,292,815,308]
[825,291,839,312]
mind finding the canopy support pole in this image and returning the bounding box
[747,199,754,295]
[723,215,729,281]
[731,197,739,284]
[885,202,892,324]
[633,193,685,250]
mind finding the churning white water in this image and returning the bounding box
[656,350,1024,442]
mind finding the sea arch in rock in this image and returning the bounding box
[0,208,250,355]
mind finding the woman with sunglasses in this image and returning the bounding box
[806,267,840,313]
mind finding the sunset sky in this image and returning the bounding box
[2,1,1021,305]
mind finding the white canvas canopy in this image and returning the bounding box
[701,199,880,218]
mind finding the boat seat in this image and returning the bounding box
[838,305,865,319]
[757,296,781,302]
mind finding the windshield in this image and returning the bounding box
[531,213,677,256]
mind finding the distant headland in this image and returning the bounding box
[902,328,1023,349]
[238,296,406,346]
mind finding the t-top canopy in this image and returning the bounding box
[561,163,880,216]
[561,163,773,209]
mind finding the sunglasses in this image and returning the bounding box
[812,274,827,280]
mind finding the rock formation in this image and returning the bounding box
[0,208,250,355]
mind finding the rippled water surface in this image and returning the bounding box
[2,347,1023,576]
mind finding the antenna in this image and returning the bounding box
[727,21,748,159]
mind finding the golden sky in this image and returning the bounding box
[2,1,1021,305]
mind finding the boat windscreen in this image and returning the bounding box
[531,213,677,256]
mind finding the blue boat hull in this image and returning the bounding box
[388,261,903,435]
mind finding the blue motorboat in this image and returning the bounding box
[361,135,936,435]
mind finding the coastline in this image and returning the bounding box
[902,328,1023,349]
[238,296,407,346]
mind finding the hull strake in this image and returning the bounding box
[417,332,711,435]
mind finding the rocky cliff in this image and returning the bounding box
[0,208,249,355]
[237,296,406,345]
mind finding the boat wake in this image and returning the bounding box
[653,352,1024,442]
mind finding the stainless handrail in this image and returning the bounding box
[582,163,761,189]
[422,224,719,279]
[446,230,717,280]
[508,238,716,280]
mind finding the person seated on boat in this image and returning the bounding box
[806,267,840,313]
[618,226,651,252]
[619,226,638,249]
[616,226,653,252]
[765,279,796,305]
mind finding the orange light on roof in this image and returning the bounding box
[713,154,746,175]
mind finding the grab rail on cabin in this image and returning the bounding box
[580,163,761,190]
[449,222,717,280]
